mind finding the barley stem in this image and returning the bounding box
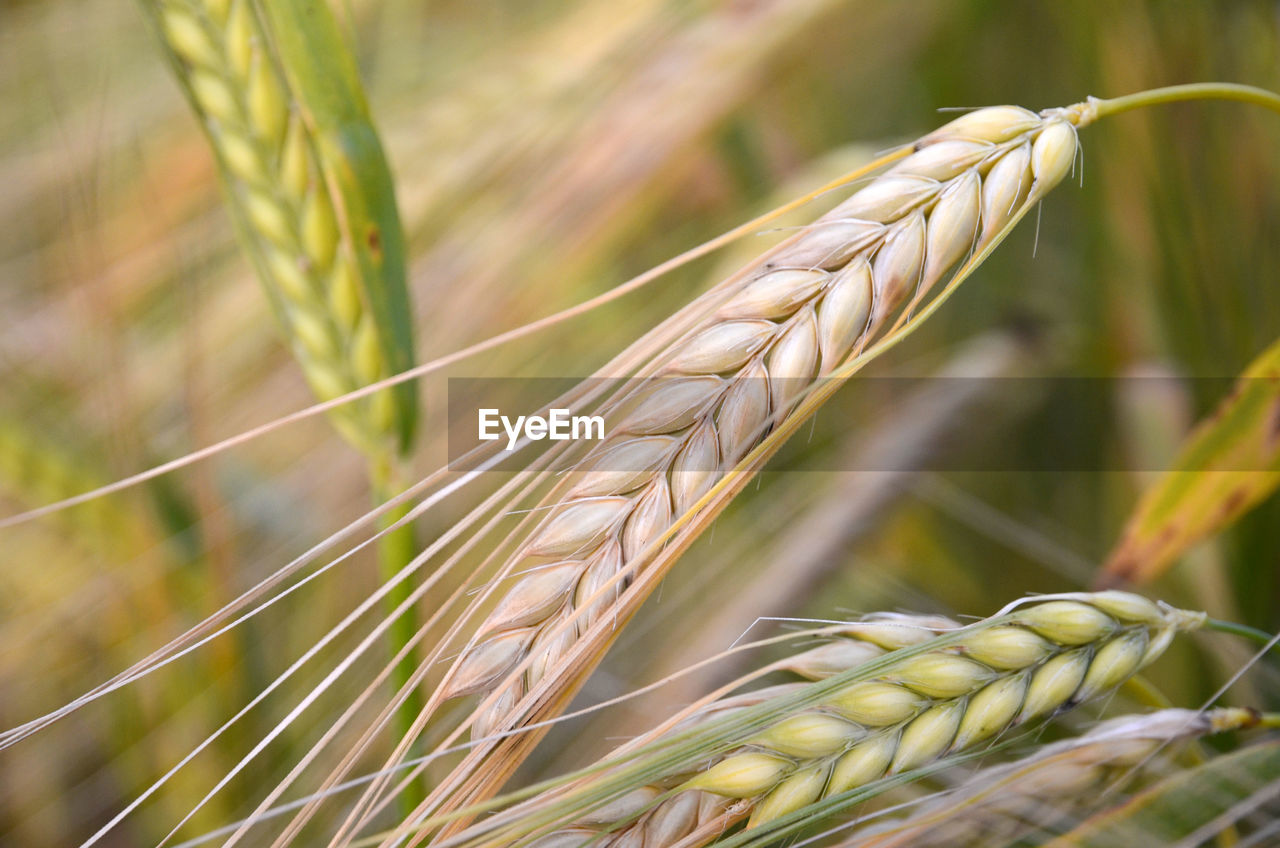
[371,455,426,813]
[1205,618,1280,653]
[1081,83,1280,125]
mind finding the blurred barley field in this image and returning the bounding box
[2,1,1280,846]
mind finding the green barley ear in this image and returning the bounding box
[469,592,1203,848]
[143,0,417,454]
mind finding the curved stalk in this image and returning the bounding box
[1071,82,1280,127]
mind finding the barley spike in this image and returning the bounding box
[144,0,416,454]
[509,593,1201,848]
[444,106,1080,716]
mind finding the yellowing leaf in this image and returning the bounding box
[1102,338,1280,585]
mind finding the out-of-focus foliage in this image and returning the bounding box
[1,0,1278,845]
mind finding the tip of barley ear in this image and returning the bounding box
[1030,121,1078,197]
[1162,604,1208,631]
[1089,591,1165,624]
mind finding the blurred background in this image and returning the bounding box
[2,0,1279,844]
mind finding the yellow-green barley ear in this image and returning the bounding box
[258,0,417,451]
[141,0,417,455]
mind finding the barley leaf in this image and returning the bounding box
[1103,337,1280,585]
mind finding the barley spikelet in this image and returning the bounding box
[838,706,1260,848]
[145,0,415,453]
[443,106,1080,720]
[500,592,1202,848]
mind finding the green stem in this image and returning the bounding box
[1205,617,1280,651]
[371,455,426,812]
[1083,82,1280,125]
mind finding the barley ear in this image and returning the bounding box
[459,593,1202,848]
[440,103,1075,714]
[143,0,417,455]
